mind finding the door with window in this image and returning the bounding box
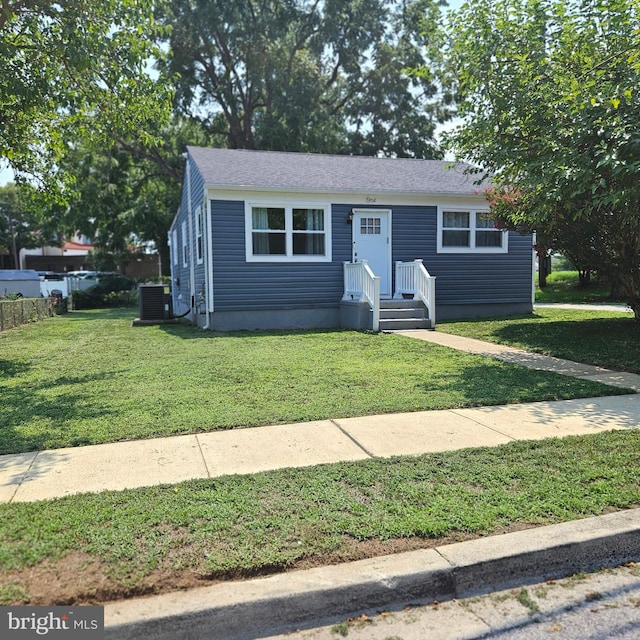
[352,210,391,298]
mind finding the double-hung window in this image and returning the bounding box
[246,202,331,262]
[195,207,204,264]
[438,209,507,253]
[181,221,188,267]
[172,229,178,266]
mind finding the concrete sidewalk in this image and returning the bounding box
[2,393,640,503]
[1,330,639,503]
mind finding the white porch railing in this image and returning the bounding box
[343,260,380,332]
[394,259,436,327]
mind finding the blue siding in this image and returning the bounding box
[428,233,533,304]
[211,201,350,311]
[208,200,532,311]
[390,205,532,304]
[191,165,206,309]
[170,156,206,313]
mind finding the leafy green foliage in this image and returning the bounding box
[71,277,137,310]
[0,1,173,193]
[0,309,622,454]
[0,184,54,267]
[158,0,449,157]
[445,0,640,318]
[44,117,207,274]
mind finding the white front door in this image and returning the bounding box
[352,209,391,298]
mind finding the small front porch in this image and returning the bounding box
[341,259,436,332]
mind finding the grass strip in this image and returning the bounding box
[0,430,639,605]
[0,309,625,455]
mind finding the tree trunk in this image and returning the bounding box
[8,215,19,269]
[537,250,550,288]
[609,271,640,322]
[538,268,547,288]
[577,269,591,287]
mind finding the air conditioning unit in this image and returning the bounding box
[138,284,172,321]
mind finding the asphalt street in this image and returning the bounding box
[263,563,640,640]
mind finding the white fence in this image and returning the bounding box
[394,259,436,326]
[39,276,100,298]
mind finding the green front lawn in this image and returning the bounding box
[0,308,625,455]
[535,271,615,304]
[439,308,639,373]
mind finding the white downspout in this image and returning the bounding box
[202,194,211,330]
[532,231,537,307]
[185,156,196,324]
[207,195,214,318]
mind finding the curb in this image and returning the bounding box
[105,509,640,640]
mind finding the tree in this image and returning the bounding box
[33,116,210,275]
[157,0,449,157]
[445,0,640,319]
[0,1,173,191]
[0,183,57,268]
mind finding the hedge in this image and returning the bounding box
[0,298,55,332]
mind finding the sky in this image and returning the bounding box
[0,163,12,186]
[0,0,466,187]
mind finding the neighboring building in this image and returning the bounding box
[169,147,534,331]
[20,236,161,280]
[19,236,94,273]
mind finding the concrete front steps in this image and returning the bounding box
[379,299,432,331]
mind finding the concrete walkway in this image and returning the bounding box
[1,330,639,503]
[394,329,640,392]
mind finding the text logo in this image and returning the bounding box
[2,606,103,639]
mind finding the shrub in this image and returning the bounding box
[72,276,138,309]
[103,290,139,307]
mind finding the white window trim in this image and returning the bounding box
[244,200,332,262]
[195,206,204,265]
[181,221,188,267]
[437,208,508,254]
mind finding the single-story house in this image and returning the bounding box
[169,147,534,331]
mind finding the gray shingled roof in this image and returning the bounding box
[187,146,488,196]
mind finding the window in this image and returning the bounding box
[181,221,188,267]
[172,230,178,266]
[360,217,381,235]
[475,212,504,247]
[196,207,203,264]
[441,211,470,248]
[246,202,331,261]
[292,208,325,255]
[438,209,507,253]
[252,207,286,255]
